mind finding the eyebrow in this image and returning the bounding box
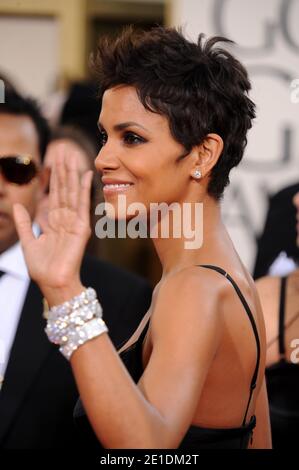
[97,121,149,132]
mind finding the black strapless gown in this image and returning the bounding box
[73,319,255,449]
[73,265,259,449]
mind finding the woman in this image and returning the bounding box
[13,27,271,449]
[256,192,299,448]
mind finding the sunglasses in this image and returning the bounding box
[0,155,38,185]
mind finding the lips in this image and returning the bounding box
[102,183,134,195]
[101,178,134,195]
[101,177,133,185]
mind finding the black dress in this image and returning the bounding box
[265,276,299,449]
[74,265,260,449]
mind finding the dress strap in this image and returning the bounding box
[197,264,261,426]
[278,276,287,359]
[117,309,151,355]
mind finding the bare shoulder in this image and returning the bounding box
[146,266,225,378]
[157,266,225,310]
[151,266,226,337]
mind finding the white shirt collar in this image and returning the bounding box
[0,223,40,280]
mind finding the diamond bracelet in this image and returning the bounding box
[59,317,108,360]
[46,287,99,320]
[44,287,108,360]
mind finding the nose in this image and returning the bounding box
[94,145,120,175]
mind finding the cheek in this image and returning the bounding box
[134,180,182,207]
[131,159,169,187]
[122,156,153,180]
[121,147,185,199]
[8,184,39,212]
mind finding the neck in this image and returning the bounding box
[150,194,228,278]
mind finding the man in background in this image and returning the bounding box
[0,91,152,448]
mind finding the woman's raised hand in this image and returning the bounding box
[13,146,93,304]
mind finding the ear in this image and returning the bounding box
[191,133,223,178]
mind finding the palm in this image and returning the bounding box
[13,150,93,290]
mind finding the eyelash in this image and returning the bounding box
[99,130,146,147]
[99,131,107,146]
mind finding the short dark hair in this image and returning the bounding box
[0,90,50,161]
[93,26,256,200]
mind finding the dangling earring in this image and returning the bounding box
[193,169,202,180]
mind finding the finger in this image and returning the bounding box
[37,210,50,234]
[78,171,93,222]
[66,152,80,210]
[56,146,68,208]
[13,203,35,247]
[49,157,59,212]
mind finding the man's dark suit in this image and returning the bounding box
[0,255,152,448]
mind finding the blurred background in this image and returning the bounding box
[0,0,298,285]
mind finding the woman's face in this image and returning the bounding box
[95,85,195,219]
[293,191,299,247]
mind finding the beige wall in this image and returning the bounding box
[169,0,299,271]
[0,0,88,98]
[0,15,59,99]
[0,0,164,98]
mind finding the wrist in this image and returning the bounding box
[42,278,84,308]
[44,286,108,360]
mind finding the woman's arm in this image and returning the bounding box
[70,270,221,448]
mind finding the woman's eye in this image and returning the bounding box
[99,131,107,146]
[123,132,145,145]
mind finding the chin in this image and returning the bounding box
[103,195,148,218]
